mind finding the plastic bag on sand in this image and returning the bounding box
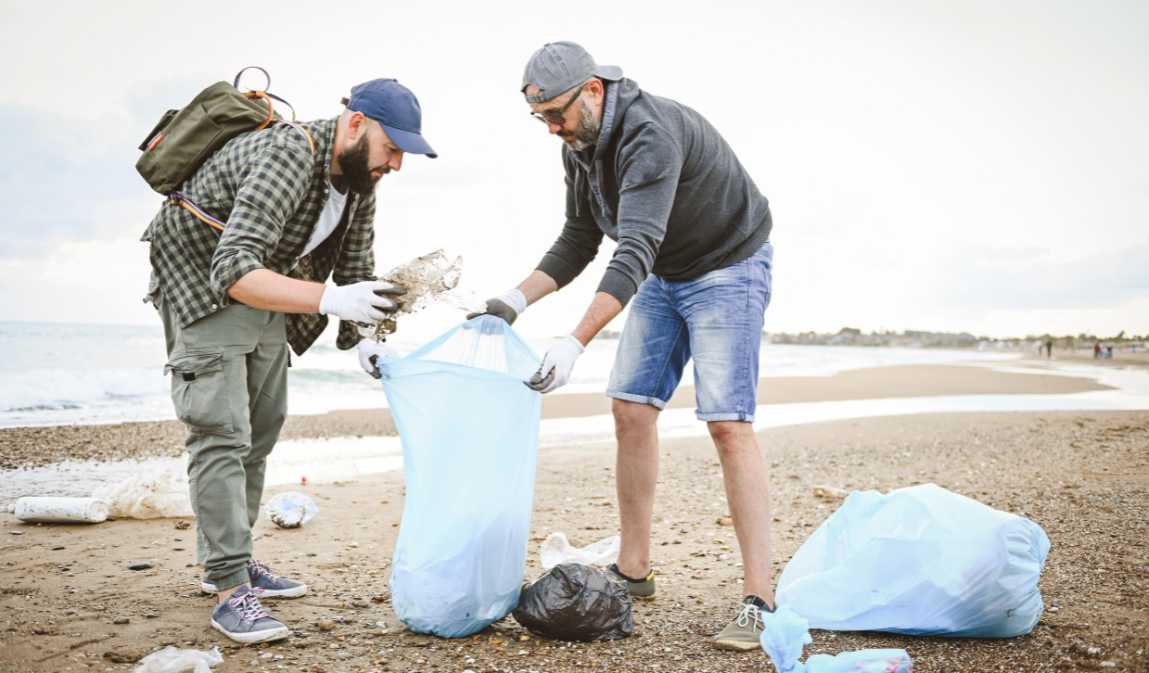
[759,605,812,673]
[777,483,1051,638]
[92,467,193,519]
[133,645,222,673]
[759,605,911,673]
[380,316,541,637]
[512,563,634,641]
[264,491,319,528]
[540,532,620,570]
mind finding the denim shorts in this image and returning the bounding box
[606,242,773,422]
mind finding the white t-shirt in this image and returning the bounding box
[300,181,348,258]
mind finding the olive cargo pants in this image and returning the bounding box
[159,296,289,591]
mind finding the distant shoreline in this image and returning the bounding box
[0,361,1110,470]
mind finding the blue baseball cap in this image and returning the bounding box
[344,79,437,158]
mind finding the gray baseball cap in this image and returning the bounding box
[521,41,623,103]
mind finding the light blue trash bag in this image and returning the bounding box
[378,316,541,637]
[776,483,1051,638]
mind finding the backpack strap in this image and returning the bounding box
[284,122,316,156]
[168,193,226,232]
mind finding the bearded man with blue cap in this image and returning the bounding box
[141,77,435,644]
[471,41,776,651]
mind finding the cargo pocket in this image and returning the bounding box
[165,351,233,435]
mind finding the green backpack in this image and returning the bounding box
[136,66,311,196]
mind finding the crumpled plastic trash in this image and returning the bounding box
[777,483,1050,638]
[539,532,620,570]
[511,563,634,641]
[264,491,319,529]
[92,467,193,519]
[383,316,541,637]
[759,605,813,673]
[364,249,467,340]
[133,645,223,673]
[804,650,913,673]
[759,605,912,673]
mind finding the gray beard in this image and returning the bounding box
[566,101,600,152]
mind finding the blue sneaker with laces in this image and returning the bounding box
[210,585,290,644]
[201,559,307,598]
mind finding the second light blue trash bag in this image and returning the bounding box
[378,316,541,637]
[776,483,1051,638]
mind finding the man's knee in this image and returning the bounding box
[708,420,755,453]
[612,399,659,436]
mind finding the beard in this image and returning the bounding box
[561,100,600,152]
[334,135,382,196]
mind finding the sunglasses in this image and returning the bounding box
[529,82,587,125]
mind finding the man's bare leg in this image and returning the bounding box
[708,420,774,605]
[613,399,661,579]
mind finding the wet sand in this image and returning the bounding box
[0,363,1145,672]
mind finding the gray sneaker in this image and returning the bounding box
[712,595,773,651]
[210,586,290,644]
[607,563,656,599]
[201,560,307,598]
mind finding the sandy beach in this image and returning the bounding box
[1,362,1146,672]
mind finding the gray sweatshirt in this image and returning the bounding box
[536,78,772,306]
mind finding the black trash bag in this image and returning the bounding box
[512,563,634,641]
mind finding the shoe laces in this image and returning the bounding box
[228,589,270,623]
[735,602,765,632]
[248,559,281,582]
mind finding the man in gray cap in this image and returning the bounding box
[471,41,775,650]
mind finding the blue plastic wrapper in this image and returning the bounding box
[759,606,912,673]
[804,650,912,673]
[777,483,1051,638]
[759,605,813,672]
[379,317,541,637]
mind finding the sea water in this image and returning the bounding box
[3,353,1148,506]
[0,319,1019,429]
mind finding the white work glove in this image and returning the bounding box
[527,335,585,393]
[467,288,528,325]
[357,339,398,379]
[319,280,405,324]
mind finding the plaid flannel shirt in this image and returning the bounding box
[141,117,375,355]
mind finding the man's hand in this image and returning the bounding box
[357,339,398,379]
[527,335,585,393]
[467,288,528,325]
[319,280,406,324]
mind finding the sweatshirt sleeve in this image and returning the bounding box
[535,149,604,287]
[597,123,683,306]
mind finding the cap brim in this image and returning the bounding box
[594,64,623,81]
[381,124,437,158]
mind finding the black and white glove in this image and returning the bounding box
[357,339,398,379]
[467,288,527,325]
[319,280,406,324]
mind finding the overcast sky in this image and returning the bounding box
[1,0,1146,339]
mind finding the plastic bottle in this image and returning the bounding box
[13,496,110,523]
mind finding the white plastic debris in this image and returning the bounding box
[383,249,463,313]
[92,467,193,519]
[365,249,468,340]
[13,496,110,523]
[265,491,318,529]
[759,605,912,673]
[133,645,223,673]
[539,532,620,570]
